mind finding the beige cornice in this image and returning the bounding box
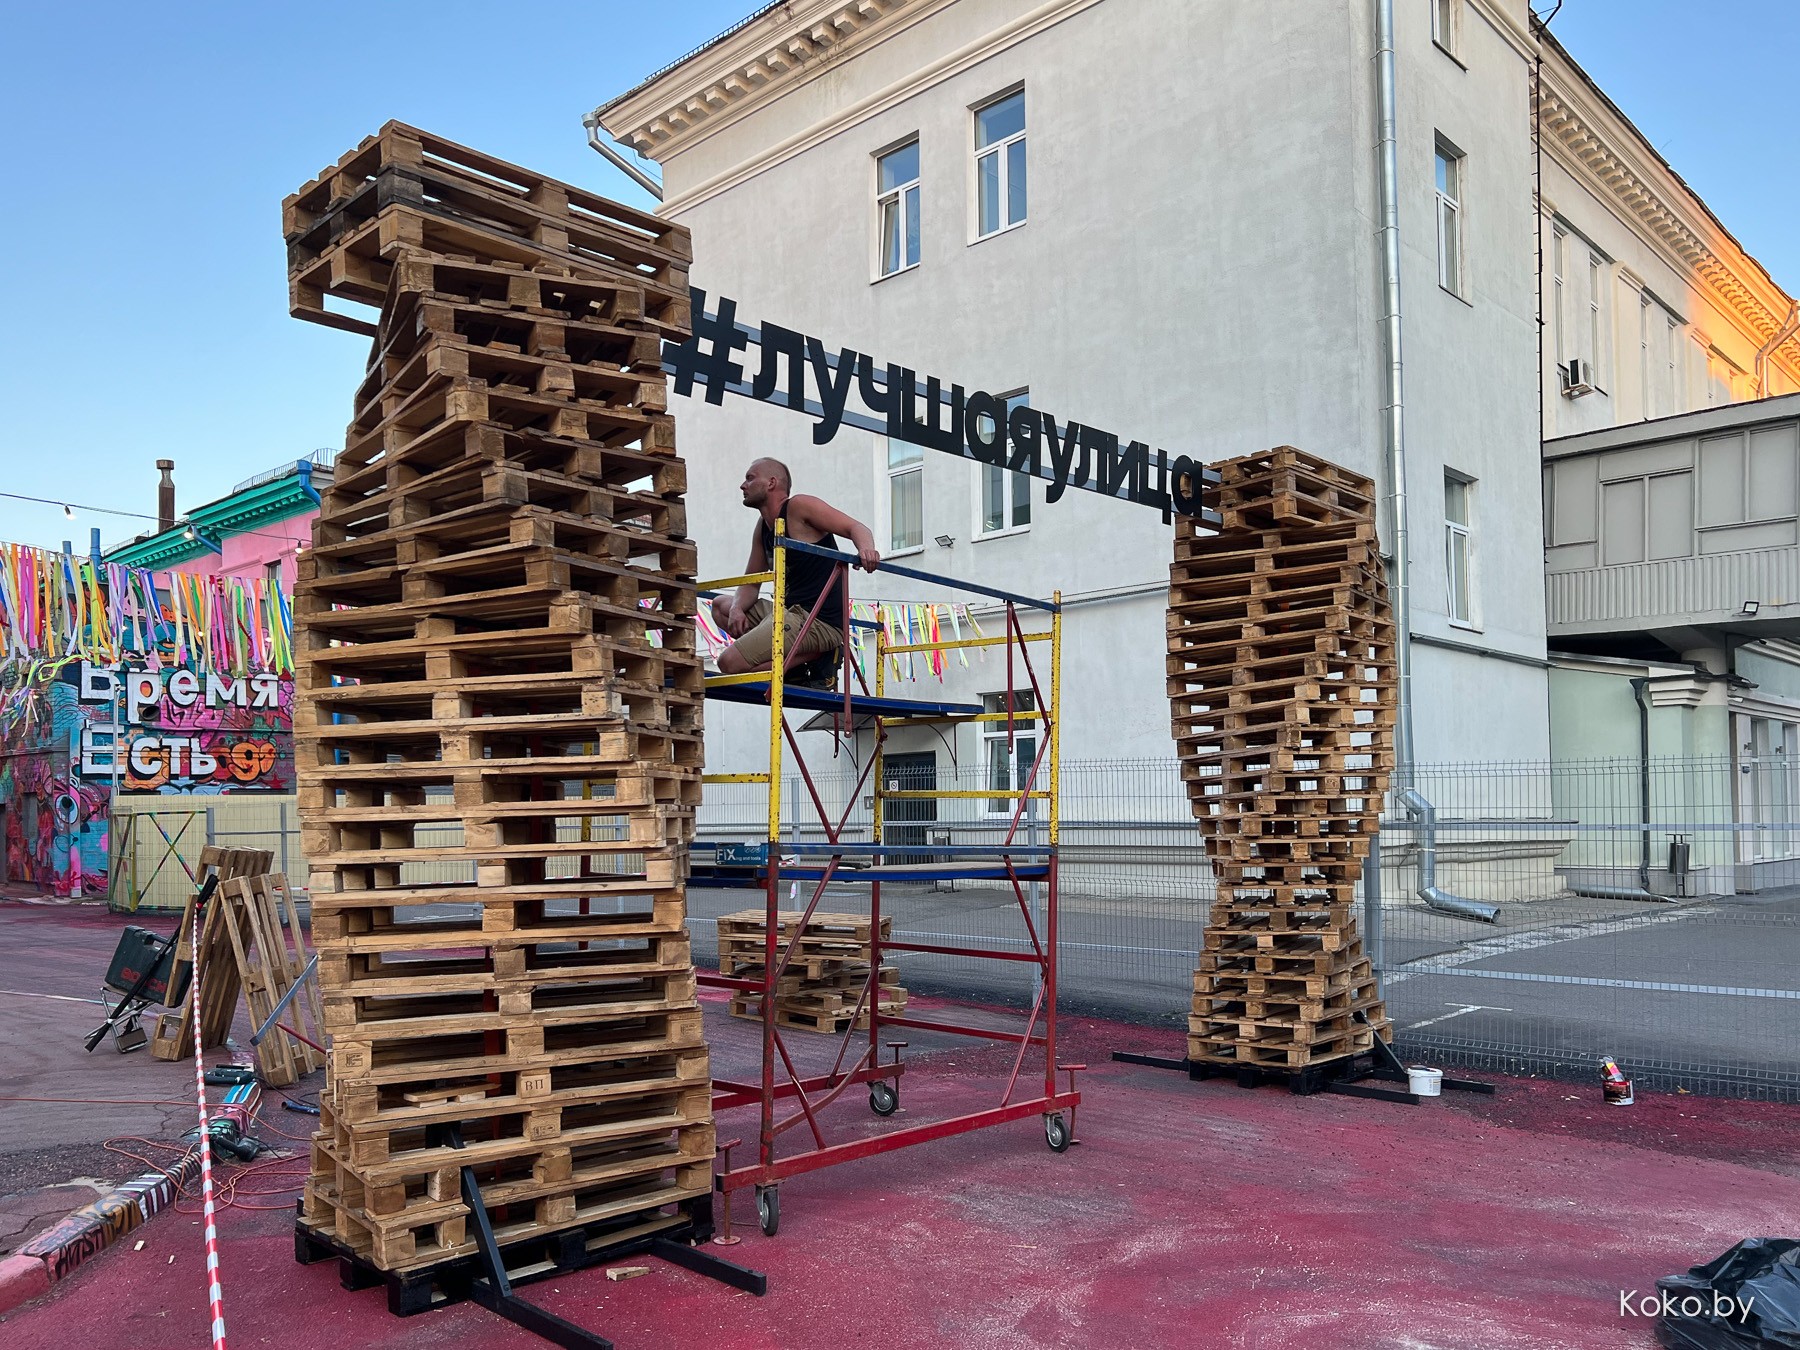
[610,0,1103,220]
[1536,55,1800,382]
[597,0,941,161]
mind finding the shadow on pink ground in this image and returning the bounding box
[4,981,1797,1350]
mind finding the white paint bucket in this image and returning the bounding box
[1407,1066,1443,1097]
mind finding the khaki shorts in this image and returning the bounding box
[724,598,843,669]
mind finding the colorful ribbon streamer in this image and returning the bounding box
[0,542,294,678]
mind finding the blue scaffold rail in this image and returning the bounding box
[702,678,984,719]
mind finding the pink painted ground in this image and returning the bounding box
[4,983,1796,1350]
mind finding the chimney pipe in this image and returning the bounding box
[156,460,176,533]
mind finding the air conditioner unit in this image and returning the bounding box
[1561,358,1595,398]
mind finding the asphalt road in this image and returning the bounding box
[688,880,1800,1097]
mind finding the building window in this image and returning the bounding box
[877,140,920,278]
[1435,140,1464,296]
[884,438,923,552]
[1444,472,1474,625]
[976,390,1031,537]
[1587,252,1608,389]
[264,560,281,588]
[1552,228,1566,366]
[974,90,1026,239]
[982,690,1037,813]
[1432,0,1459,56]
[1707,349,1736,406]
[1665,314,1682,415]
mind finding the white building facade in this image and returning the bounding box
[598,0,1561,793]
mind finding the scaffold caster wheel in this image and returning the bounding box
[1044,1113,1071,1153]
[756,1185,780,1237]
[869,1081,899,1116]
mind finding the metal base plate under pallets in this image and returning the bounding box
[1113,1013,1496,1107]
[296,1183,765,1350]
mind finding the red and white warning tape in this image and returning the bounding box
[189,889,228,1350]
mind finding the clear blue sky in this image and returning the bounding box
[2,1,1793,554]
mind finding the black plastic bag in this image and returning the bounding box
[1656,1238,1800,1349]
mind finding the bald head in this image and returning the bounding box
[739,457,791,510]
[751,458,790,491]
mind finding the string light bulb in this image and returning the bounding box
[62,503,75,520]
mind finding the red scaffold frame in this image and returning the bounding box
[696,525,1082,1232]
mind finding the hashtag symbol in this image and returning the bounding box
[664,287,747,406]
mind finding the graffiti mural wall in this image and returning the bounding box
[1,544,297,897]
[0,662,293,896]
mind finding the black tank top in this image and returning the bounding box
[759,502,846,630]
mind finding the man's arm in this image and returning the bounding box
[788,495,881,572]
[716,524,766,637]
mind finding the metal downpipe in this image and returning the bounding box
[1375,1,1489,923]
[1374,0,1415,778]
[1399,789,1500,923]
[1754,301,1800,398]
[1577,679,1661,903]
[582,113,665,201]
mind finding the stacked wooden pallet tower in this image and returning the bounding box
[719,909,908,1033]
[281,122,715,1302]
[1167,447,1397,1075]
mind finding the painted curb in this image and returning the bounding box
[0,1148,201,1316]
[0,1253,52,1313]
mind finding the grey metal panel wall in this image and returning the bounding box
[1547,547,1800,633]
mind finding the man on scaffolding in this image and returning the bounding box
[711,457,881,689]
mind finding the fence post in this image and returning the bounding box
[205,805,216,849]
[1363,831,1384,975]
[279,801,290,877]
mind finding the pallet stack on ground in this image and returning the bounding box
[282,122,714,1281]
[1167,446,1396,1072]
[718,909,909,1034]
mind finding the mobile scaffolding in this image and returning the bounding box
[696,525,1081,1234]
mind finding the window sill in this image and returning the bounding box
[970,218,1026,246]
[882,545,925,560]
[1439,283,1473,309]
[1448,619,1483,635]
[1433,41,1467,71]
[873,262,920,285]
[974,524,1032,542]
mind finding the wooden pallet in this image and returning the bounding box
[717,910,908,1034]
[215,874,327,1087]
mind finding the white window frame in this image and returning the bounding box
[876,437,925,557]
[1431,0,1460,58]
[972,89,1026,241]
[1665,313,1682,416]
[1552,227,1567,367]
[973,389,1032,540]
[1444,471,1476,629]
[1435,138,1465,297]
[875,140,920,280]
[1587,251,1609,390]
[980,690,1038,814]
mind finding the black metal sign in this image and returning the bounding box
[661,288,1218,523]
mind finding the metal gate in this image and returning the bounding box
[107,808,204,913]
